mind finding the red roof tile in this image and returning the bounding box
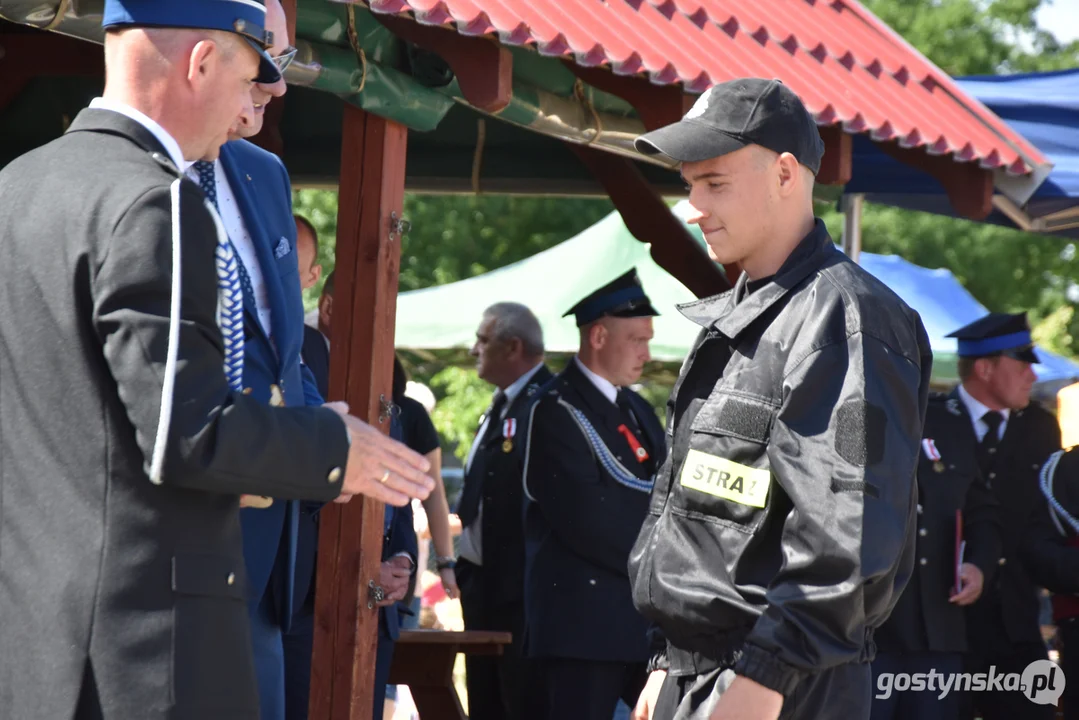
[366,0,1049,178]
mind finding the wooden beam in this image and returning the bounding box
[373,14,512,113]
[817,124,852,186]
[877,141,994,220]
[310,105,408,720]
[567,63,692,132]
[570,144,735,295]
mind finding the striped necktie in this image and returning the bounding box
[193,160,244,391]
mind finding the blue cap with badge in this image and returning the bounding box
[102,0,281,85]
[946,311,1041,364]
[563,268,660,327]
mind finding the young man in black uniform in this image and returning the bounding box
[523,269,667,720]
[627,78,933,720]
[1024,446,1079,719]
[944,313,1062,720]
[870,394,1001,720]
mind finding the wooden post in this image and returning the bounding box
[309,105,408,720]
[571,144,734,296]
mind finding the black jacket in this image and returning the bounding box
[875,393,1001,654]
[628,222,933,698]
[457,364,553,609]
[0,109,349,720]
[522,360,666,662]
[1023,447,1079,596]
[958,394,1061,648]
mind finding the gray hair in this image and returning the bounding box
[484,302,544,358]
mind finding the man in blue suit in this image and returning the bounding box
[186,2,324,717]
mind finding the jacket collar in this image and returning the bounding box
[678,219,837,339]
[66,108,180,173]
[561,359,622,431]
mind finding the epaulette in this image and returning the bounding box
[149,151,183,179]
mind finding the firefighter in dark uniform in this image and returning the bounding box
[942,313,1062,720]
[627,78,934,720]
[522,269,667,720]
[871,394,1001,720]
[0,3,431,717]
[1023,446,1079,719]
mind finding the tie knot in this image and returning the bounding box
[982,410,1004,431]
[193,159,214,177]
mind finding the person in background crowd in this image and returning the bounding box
[943,313,1061,720]
[456,302,553,720]
[870,391,1001,720]
[523,271,665,720]
[628,77,932,720]
[1024,446,1079,719]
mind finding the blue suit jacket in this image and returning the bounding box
[219,139,322,630]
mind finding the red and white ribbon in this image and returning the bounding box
[503,418,517,439]
[922,438,941,462]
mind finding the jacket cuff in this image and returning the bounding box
[733,643,806,697]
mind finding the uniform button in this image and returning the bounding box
[988,447,997,454]
[589,579,597,586]
[328,467,342,483]
[919,528,927,537]
[989,472,996,479]
[243,388,253,395]
[917,504,923,515]
[999,557,1007,566]
[227,572,236,586]
[919,558,928,566]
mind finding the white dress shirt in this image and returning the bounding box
[458,361,546,566]
[88,97,186,172]
[184,159,273,339]
[958,383,1010,442]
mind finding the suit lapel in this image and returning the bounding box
[218,143,289,357]
[563,361,623,435]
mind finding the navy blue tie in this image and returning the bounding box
[193,160,244,391]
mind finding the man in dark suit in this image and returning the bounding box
[522,270,666,720]
[0,4,431,718]
[871,394,1001,720]
[944,313,1062,720]
[455,302,552,720]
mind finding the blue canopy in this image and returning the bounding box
[845,68,1079,236]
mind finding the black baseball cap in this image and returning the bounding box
[635,78,825,174]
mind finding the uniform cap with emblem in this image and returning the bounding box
[563,268,659,327]
[634,78,825,174]
[102,0,281,84]
[946,312,1040,364]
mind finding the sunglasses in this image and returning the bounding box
[273,46,298,75]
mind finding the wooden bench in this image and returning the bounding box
[388,629,512,720]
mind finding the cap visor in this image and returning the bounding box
[635,120,747,163]
[246,39,282,84]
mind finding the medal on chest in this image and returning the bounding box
[617,424,650,463]
[502,418,516,453]
[922,438,945,473]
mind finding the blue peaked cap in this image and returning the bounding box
[946,311,1040,364]
[564,268,659,327]
[102,0,281,84]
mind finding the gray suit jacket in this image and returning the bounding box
[0,109,349,720]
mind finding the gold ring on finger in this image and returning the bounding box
[379,470,391,484]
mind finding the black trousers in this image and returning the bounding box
[538,657,647,720]
[961,640,1054,720]
[457,559,541,720]
[871,651,961,720]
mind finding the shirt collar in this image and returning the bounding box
[958,383,1010,425]
[573,356,618,404]
[89,97,188,172]
[503,362,545,404]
